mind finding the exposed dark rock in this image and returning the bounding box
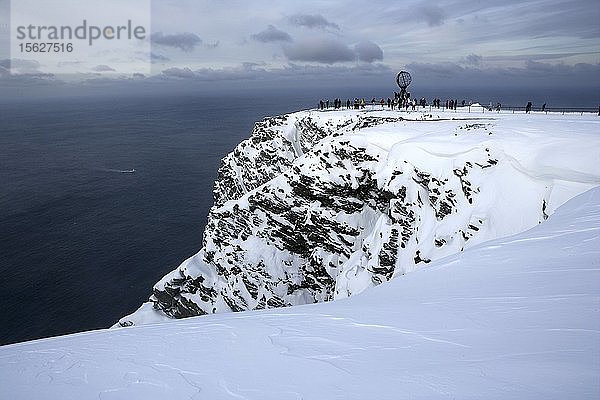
[352,116,402,131]
[141,112,500,322]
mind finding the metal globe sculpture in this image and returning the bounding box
[396,71,412,89]
[396,71,412,101]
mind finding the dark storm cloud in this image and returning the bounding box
[241,62,267,70]
[415,3,446,26]
[151,32,202,52]
[463,54,482,66]
[251,25,293,43]
[283,38,355,64]
[288,14,340,30]
[161,67,197,79]
[524,60,600,76]
[92,65,116,72]
[354,41,384,63]
[282,62,392,80]
[152,62,391,84]
[157,64,269,82]
[405,61,600,89]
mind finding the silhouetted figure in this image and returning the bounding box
[526,101,532,114]
[541,103,546,112]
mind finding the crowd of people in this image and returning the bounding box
[317,97,582,114]
[318,94,470,112]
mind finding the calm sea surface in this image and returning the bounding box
[0,87,597,345]
[0,92,322,345]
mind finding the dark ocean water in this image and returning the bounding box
[0,92,323,345]
[0,87,597,346]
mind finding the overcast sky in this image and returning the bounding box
[0,0,599,99]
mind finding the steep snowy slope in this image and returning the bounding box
[1,187,599,399]
[119,107,600,325]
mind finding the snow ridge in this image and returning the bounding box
[119,107,600,326]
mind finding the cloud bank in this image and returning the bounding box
[288,14,340,30]
[252,25,293,43]
[354,41,384,63]
[283,38,355,64]
[151,32,202,52]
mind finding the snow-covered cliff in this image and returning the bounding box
[119,106,600,326]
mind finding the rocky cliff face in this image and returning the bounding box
[119,108,589,326]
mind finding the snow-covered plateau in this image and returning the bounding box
[1,106,599,399]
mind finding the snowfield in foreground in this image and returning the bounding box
[1,186,599,399]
